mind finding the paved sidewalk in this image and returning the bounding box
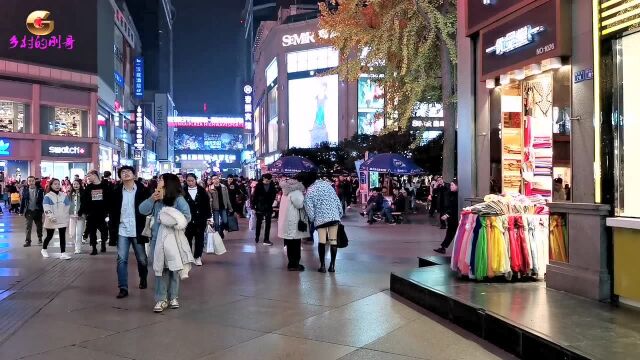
[0,210,516,360]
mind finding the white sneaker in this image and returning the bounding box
[153,301,168,313]
[74,250,81,254]
[41,249,49,258]
[194,258,202,266]
[169,299,180,309]
[60,253,71,260]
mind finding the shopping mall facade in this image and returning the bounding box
[0,0,170,182]
[250,14,444,171]
[456,0,640,306]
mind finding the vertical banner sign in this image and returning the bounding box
[134,106,144,160]
[243,84,253,132]
[134,56,144,98]
[155,93,168,160]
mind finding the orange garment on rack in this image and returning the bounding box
[489,216,507,275]
[549,215,568,262]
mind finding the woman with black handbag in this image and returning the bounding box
[276,178,308,271]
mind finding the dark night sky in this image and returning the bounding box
[174,0,246,116]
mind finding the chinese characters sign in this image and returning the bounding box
[243,85,253,132]
[485,25,544,55]
[0,1,97,73]
[134,57,144,98]
[168,116,245,129]
[9,34,75,50]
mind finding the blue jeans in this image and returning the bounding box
[381,204,394,223]
[155,269,179,302]
[117,235,148,290]
[212,210,228,234]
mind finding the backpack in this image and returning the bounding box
[10,192,20,204]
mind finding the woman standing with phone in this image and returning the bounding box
[139,173,192,313]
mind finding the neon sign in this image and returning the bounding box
[243,84,253,132]
[134,106,145,160]
[168,116,245,129]
[10,10,74,51]
[134,57,144,98]
[281,29,334,47]
[485,25,544,55]
[0,140,10,156]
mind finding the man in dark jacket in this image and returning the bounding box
[109,166,150,299]
[184,173,211,266]
[251,173,277,245]
[434,180,459,254]
[80,170,111,255]
[20,176,44,247]
[361,188,384,224]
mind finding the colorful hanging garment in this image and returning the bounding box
[515,216,532,273]
[450,212,469,271]
[469,216,482,279]
[474,217,489,280]
[535,216,550,278]
[458,214,477,276]
[489,215,507,276]
[525,216,539,276]
[500,216,512,275]
[549,215,568,262]
[508,216,523,273]
[486,217,495,278]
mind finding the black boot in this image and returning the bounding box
[100,241,107,253]
[90,246,98,256]
[328,245,337,273]
[317,243,326,273]
[23,241,31,247]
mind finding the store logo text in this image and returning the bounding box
[486,25,544,55]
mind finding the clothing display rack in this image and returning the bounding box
[450,194,550,281]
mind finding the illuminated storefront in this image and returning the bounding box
[457,0,612,301]
[252,17,359,163]
[598,0,640,306]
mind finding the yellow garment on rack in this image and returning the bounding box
[486,217,494,278]
[549,215,568,262]
[490,216,507,275]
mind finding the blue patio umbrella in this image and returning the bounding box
[267,156,318,175]
[359,153,423,175]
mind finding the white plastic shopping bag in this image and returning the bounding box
[313,230,319,243]
[212,232,227,255]
[205,224,216,254]
[248,210,257,231]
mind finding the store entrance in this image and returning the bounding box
[40,162,89,180]
[490,67,572,202]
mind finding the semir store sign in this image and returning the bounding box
[281,29,334,47]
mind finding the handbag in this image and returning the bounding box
[227,211,239,232]
[212,232,227,255]
[141,215,154,238]
[297,209,308,232]
[337,223,349,248]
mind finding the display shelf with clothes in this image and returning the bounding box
[449,194,550,281]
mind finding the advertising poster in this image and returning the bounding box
[358,75,384,135]
[288,75,339,148]
[175,130,244,151]
[267,88,278,152]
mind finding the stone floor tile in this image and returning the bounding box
[338,349,422,360]
[20,345,129,360]
[80,318,265,360]
[200,333,356,360]
[0,318,114,360]
[276,292,420,347]
[183,297,331,332]
[364,317,516,360]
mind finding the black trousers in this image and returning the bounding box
[25,210,44,243]
[255,211,273,242]
[86,217,108,247]
[284,239,301,268]
[440,216,459,249]
[44,227,67,252]
[185,223,206,259]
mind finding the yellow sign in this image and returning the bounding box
[600,0,640,36]
[26,10,54,36]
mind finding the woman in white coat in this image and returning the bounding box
[277,178,308,271]
[42,178,71,259]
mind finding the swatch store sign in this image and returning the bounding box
[42,141,91,158]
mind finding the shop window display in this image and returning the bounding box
[40,106,86,137]
[0,100,29,133]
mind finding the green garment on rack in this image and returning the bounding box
[475,217,489,280]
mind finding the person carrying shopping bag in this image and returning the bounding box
[277,178,308,271]
[68,179,85,254]
[139,173,193,313]
[42,178,71,259]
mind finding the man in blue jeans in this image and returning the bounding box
[208,175,233,239]
[109,166,150,299]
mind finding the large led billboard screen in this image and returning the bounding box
[288,75,339,148]
[357,75,384,135]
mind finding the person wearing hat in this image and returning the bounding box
[434,179,459,254]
